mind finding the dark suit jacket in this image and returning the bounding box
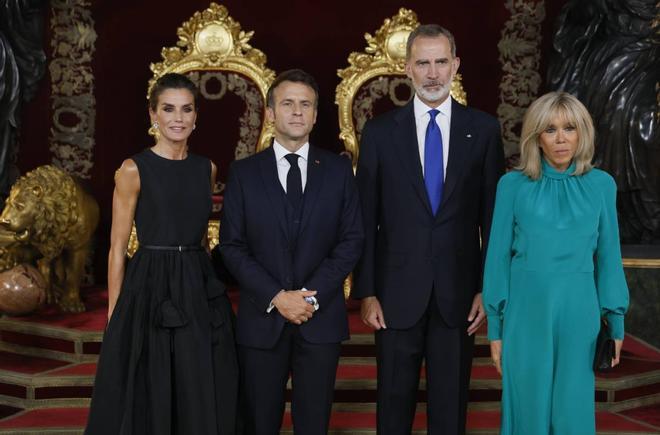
[353,98,504,329]
[219,145,364,349]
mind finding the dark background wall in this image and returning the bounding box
[15,0,569,282]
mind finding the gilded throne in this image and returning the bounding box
[128,3,276,255]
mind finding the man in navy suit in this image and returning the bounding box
[219,69,364,435]
[353,25,505,434]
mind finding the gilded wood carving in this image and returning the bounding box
[147,2,276,152]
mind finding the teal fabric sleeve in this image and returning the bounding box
[483,173,518,341]
[595,174,629,340]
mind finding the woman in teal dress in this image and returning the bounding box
[483,92,629,435]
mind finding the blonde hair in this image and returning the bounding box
[516,92,594,180]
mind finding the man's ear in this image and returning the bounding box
[405,61,412,79]
[452,56,461,76]
[266,106,275,123]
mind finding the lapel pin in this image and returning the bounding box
[466,134,472,138]
[315,160,320,164]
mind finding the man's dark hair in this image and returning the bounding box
[406,24,457,60]
[148,72,200,111]
[266,69,319,108]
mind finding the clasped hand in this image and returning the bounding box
[273,290,317,325]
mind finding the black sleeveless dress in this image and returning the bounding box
[86,149,238,435]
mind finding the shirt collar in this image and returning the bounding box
[273,140,309,162]
[413,93,453,121]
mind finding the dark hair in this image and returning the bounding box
[406,24,457,60]
[266,69,319,108]
[148,72,200,111]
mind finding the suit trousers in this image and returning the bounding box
[240,322,341,435]
[375,292,475,435]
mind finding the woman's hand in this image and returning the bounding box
[612,339,623,367]
[490,340,502,375]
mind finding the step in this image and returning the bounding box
[0,404,21,420]
[0,287,492,367]
[618,403,660,430]
[328,355,660,409]
[1,349,658,412]
[0,355,500,408]
[0,288,106,363]
[0,351,94,409]
[1,405,658,435]
[1,286,659,425]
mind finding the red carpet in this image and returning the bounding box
[595,411,660,432]
[282,410,502,430]
[0,407,89,429]
[0,405,20,420]
[0,286,659,433]
[1,407,657,433]
[620,404,660,428]
[334,362,501,381]
[0,351,68,374]
[46,362,97,376]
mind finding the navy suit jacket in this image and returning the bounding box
[219,145,364,349]
[352,98,504,329]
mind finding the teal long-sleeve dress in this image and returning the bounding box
[483,160,629,435]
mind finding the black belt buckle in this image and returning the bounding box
[141,244,203,252]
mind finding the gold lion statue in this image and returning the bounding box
[0,165,99,312]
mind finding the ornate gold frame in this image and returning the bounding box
[335,8,467,166]
[147,2,276,151]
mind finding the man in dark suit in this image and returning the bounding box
[219,69,364,435]
[353,25,505,434]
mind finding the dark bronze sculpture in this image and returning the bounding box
[547,0,659,243]
[0,0,47,198]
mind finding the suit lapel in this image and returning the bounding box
[393,102,433,215]
[439,99,473,212]
[258,147,289,240]
[299,146,324,234]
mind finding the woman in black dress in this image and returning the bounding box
[86,73,238,434]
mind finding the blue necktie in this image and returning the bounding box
[424,109,444,215]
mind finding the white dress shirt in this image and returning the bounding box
[413,94,451,179]
[273,140,309,192]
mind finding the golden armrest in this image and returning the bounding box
[126,220,220,258]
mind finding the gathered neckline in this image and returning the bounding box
[542,158,576,180]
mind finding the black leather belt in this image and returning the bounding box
[141,244,204,252]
